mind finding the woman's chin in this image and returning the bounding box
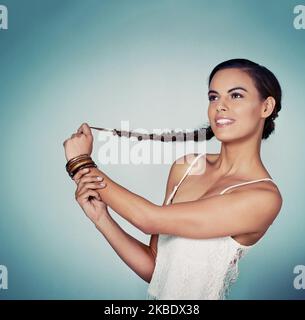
[213,132,238,143]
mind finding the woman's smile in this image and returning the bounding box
[215,117,236,128]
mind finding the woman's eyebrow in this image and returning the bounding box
[208,87,248,95]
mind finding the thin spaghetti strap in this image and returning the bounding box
[166,153,205,205]
[219,178,275,195]
[176,153,205,189]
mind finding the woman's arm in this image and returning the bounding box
[64,122,188,235]
[73,170,156,283]
[74,152,193,234]
[79,167,155,233]
[65,123,282,240]
[95,213,156,283]
[78,166,282,239]
[73,156,182,283]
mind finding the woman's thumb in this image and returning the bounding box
[78,123,92,137]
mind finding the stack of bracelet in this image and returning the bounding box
[66,154,97,178]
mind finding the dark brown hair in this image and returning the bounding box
[90,59,282,141]
[206,58,282,140]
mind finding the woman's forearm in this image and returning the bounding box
[95,212,156,283]
[88,167,158,233]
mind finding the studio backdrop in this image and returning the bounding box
[0,0,305,299]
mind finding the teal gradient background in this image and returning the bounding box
[0,0,304,299]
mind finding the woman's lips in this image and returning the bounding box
[215,119,236,128]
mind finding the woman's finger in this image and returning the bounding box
[73,168,91,183]
[76,189,101,204]
[77,175,104,188]
[77,124,83,133]
[77,126,84,134]
[78,123,92,137]
[76,174,105,193]
[63,138,69,147]
[78,174,104,186]
[70,132,83,139]
[76,180,106,195]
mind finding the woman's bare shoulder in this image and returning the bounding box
[166,152,220,189]
[165,153,196,186]
[169,152,212,184]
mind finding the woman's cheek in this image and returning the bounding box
[207,106,215,121]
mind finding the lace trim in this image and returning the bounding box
[218,247,248,299]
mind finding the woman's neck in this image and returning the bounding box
[213,137,265,179]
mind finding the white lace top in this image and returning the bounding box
[146,153,275,300]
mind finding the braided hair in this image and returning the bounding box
[91,59,281,141]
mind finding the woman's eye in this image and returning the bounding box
[231,92,243,99]
[208,95,218,101]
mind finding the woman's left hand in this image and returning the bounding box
[63,123,94,161]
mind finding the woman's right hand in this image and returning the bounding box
[73,168,109,225]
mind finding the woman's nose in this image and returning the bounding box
[216,104,227,112]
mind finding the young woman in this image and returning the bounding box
[63,59,283,300]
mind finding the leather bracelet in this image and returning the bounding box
[68,158,95,173]
[66,154,97,178]
[66,154,90,171]
[69,162,97,178]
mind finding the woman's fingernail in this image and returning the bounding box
[83,168,89,172]
[100,183,105,187]
[97,176,103,181]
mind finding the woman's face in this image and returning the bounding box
[208,68,266,142]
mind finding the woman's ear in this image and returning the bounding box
[262,96,276,119]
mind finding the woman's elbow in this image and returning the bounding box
[141,205,161,235]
